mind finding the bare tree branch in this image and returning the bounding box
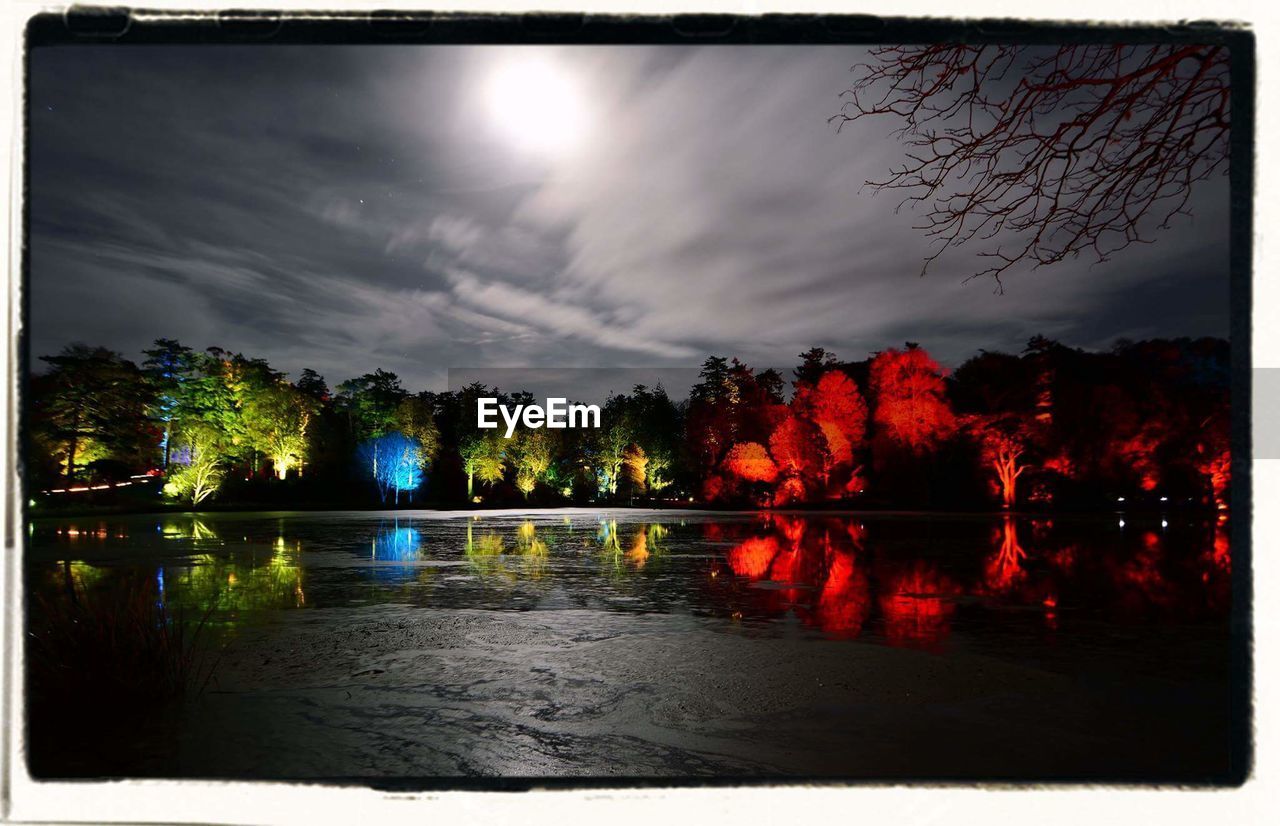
[832,44,1230,291]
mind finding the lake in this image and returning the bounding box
[24,509,1235,783]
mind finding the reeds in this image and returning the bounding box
[26,568,222,777]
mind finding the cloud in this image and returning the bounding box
[27,45,1230,392]
[446,269,697,360]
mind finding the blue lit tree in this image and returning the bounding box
[358,431,426,505]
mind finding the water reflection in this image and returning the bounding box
[984,517,1026,593]
[372,521,422,561]
[708,512,1231,647]
[877,561,959,649]
[598,520,667,572]
[464,519,552,581]
[29,510,1231,651]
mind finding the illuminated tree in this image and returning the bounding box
[834,45,1230,287]
[170,349,240,446]
[393,395,441,474]
[459,431,505,499]
[869,345,956,452]
[621,443,647,495]
[619,384,681,495]
[723,441,778,485]
[793,369,868,485]
[1196,412,1231,511]
[509,428,555,499]
[358,431,424,504]
[31,344,156,483]
[687,358,785,488]
[768,415,827,502]
[242,379,318,480]
[965,413,1039,509]
[594,421,631,497]
[643,448,672,493]
[163,424,226,507]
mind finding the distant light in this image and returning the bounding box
[1159,496,1168,502]
[1161,520,1169,529]
[1117,497,1125,502]
[1119,519,1126,528]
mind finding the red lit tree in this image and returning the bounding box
[1194,408,1230,511]
[793,369,869,489]
[768,415,828,504]
[965,412,1040,509]
[869,345,957,452]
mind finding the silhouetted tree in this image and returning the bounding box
[834,44,1230,287]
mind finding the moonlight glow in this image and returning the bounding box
[484,55,589,155]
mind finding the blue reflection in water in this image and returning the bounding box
[373,521,422,561]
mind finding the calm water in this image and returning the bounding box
[25,509,1235,781]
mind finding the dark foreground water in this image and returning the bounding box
[25,509,1236,783]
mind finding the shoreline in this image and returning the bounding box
[26,503,1223,521]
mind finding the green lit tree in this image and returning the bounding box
[509,428,555,499]
[163,423,227,507]
[459,431,506,499]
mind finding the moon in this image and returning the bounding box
[484,54,589,156]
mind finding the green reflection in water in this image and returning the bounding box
[464,520,554,581]
[597,520,668,573]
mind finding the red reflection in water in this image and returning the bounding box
[984,517,1027,593]
[767,546,800,583]
[1046,543,1077,573]
[709,512,1225,637]
[1113,530,1174,611]
[727,536,780,579]
[1211,523,1231,574]
[814,549,871,636]
[879,562,958,649]
[769,513,807,546]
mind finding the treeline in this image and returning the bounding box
[25,336,1231,512]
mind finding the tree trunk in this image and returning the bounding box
[65,409,80,484]
[996,455,1018,509]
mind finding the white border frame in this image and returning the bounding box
[2,2,1275,823]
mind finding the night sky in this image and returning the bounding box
[28,45,1231,392]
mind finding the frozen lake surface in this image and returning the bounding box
[26,509,1235,783]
